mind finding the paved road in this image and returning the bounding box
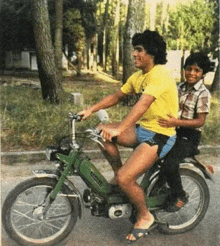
[1,161,220,246]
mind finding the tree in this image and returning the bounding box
[0,0,35,69]
[102,0,110,70]
[209,0,219,93]
[111,0,120,77]
[31,0,62,103]
[167,0,216,81]
[122,0,146,84]
[54,0,63,70]
[63,9,85,75]
[167,0,215,51]
[123,0,135,84]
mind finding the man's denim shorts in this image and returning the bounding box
[136,126,176,159]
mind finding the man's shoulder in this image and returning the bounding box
[151,65,175,82]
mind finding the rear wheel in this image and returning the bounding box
[149,168,210,234]
[2,177,78,246]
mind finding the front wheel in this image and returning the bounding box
[149,168,210,234]
[2,177,78,246]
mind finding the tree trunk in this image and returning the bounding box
[122,0,135,84]
[54,0,63,70]
[31,0,62,104]
[210,62,220,93]
[111,0,120,77]
[103,0,109,71]
[180,49,185,82]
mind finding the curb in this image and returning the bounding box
[1,145,219,165]
[1,148,133,165]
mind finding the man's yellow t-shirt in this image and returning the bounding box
[121,65,178,136]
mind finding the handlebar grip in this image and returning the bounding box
[75,114,83,122]
[112,136,117,143]
[69,113,83,122]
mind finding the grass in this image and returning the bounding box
[0,73,130,151]
[0,72,219,152]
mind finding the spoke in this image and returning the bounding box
[16,199,36,207]
[16,221,42,231]
[13,209,35,222]
[44,221,64,230]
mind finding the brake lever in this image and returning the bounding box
[85,128,105,148]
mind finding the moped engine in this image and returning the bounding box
[108,204,132,219]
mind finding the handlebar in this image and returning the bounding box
[68,112,105,149]
[69,113,83,122]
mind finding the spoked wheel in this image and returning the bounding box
[149,168,210,234]
[2,177,78,246]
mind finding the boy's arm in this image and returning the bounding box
[158,113,207,128]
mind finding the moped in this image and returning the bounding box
[2,110,213,246]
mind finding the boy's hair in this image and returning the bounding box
[184,52,211,74]
[132,29,167,65]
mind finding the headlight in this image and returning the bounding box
[45,146,58,161]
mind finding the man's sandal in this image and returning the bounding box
[126,214,155,243]
[126,227,150,243]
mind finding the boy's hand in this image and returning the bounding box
[158,114,177,128]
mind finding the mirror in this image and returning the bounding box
[97,109,109,122]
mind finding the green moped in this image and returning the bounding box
[2,110,213,246]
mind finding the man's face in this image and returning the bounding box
[133,45,153,69]
[184,64,204,85]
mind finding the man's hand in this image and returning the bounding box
[98,124,121,142]
[158,114,177,128]
[78,108,93,120]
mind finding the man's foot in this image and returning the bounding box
[126,213,154,243]
[166,191,189,212]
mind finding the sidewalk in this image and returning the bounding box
[1,148,133,165]
[1,145,219,165]
[1,146,219,179]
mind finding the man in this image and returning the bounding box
[79,29,178,242]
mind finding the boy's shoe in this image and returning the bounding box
[166,191,189,212]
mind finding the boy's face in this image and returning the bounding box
[133,45,153,70]
[184,64,204,85]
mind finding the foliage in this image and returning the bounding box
[63,9,86,56]
[0,77,129,151]
[202,92,220,144]
[166,0,216,51]
[208,0,219,59]
[0,0,34,51]
[1,75,219,151]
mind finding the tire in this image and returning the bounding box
[2,177,78,246]
[148,168,210,234]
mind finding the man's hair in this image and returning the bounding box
[132,29,167,65]
[184,52,211,75]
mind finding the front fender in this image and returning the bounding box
[32,169,84,218]
[180,157,214,182]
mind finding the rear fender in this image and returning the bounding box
[180,157,214,182]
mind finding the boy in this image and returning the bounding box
[158,52,212,211]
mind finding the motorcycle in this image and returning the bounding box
[2,110,214,246]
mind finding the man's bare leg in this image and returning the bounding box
[116,143,158,241]
[98,123,138,181]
